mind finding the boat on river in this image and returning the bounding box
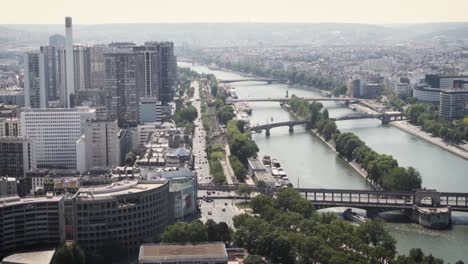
[344,208,369,224]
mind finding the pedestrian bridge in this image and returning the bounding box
[197,185,468,213]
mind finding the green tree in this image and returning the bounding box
[230,156,247,182]
[322,120,337,141]
[237,183,252,198]
[52,242,86,264]
[217,105,235,125]
[244,255,266,264]
[322,109,329,120]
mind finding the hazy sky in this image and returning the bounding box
[3,0,468,24]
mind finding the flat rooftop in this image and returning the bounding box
[2,249,55,264]
[75,180,166,200]
[248,158,266,171]
[139,243,228,263]
[0,195,63,208]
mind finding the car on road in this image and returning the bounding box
[222,208,226,212]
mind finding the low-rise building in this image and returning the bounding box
[413,84,441,104]
[248,158,275,187]
[138,243,228,264]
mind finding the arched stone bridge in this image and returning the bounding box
[332,111,407,124]
[249,120,310,136]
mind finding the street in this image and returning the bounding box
[192,80,212,184]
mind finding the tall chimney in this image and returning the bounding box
[65,17,75,108]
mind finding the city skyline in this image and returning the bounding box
[2,0,468,24]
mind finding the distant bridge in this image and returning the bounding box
[198,185,468,213]
[332,112,406,124]
[228,97,361,104]
[249,120,309,136]
[247,112,406,136]
[220,78,286,84]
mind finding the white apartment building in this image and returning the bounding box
[77,120,120,172]
[20,107,96,170]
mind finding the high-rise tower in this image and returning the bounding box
[65,17,75,108]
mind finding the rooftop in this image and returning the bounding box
[1,249,55,264]
[75,180,167,200]
[139,243,228,263]
[0,195,63,208]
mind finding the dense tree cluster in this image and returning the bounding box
[173,100,198,129]
[227,120,259,163]
[230,155,247,182]
[161,220,232,244]
[177,67,200,98]
[234,188,399,263]
[335,133,422,191]
[206,145,226,184]
[406,104,468,143]
[226,120,258,182]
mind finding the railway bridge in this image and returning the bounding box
[198,185,468,228]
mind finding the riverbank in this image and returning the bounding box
[390,121,468,161]
[352,101,468,162]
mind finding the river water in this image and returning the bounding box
[180,62,468,262]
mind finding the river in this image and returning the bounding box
[180,62,468,262]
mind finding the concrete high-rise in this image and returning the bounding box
[65,17,75,108]
[105,52,139,127]
[40,45,58,101]
[57,48,67,107]
[73,46,91,92]
[24,52,47,108]
[144,42,177,104]
[77,119,120,171]
[0,137,36,177]
[90,45,106,91]
[20,107,96,170]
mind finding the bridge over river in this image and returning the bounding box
[248,112,406,136]
[198,185,467,228]
[228,97,360,104]
[219,78,287,84]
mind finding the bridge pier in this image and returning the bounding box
[265,128,270,137]
[288,125,294,133]
[381,114,390,124]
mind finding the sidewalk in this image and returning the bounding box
[224,144,237,184]
[391,121,468,161]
